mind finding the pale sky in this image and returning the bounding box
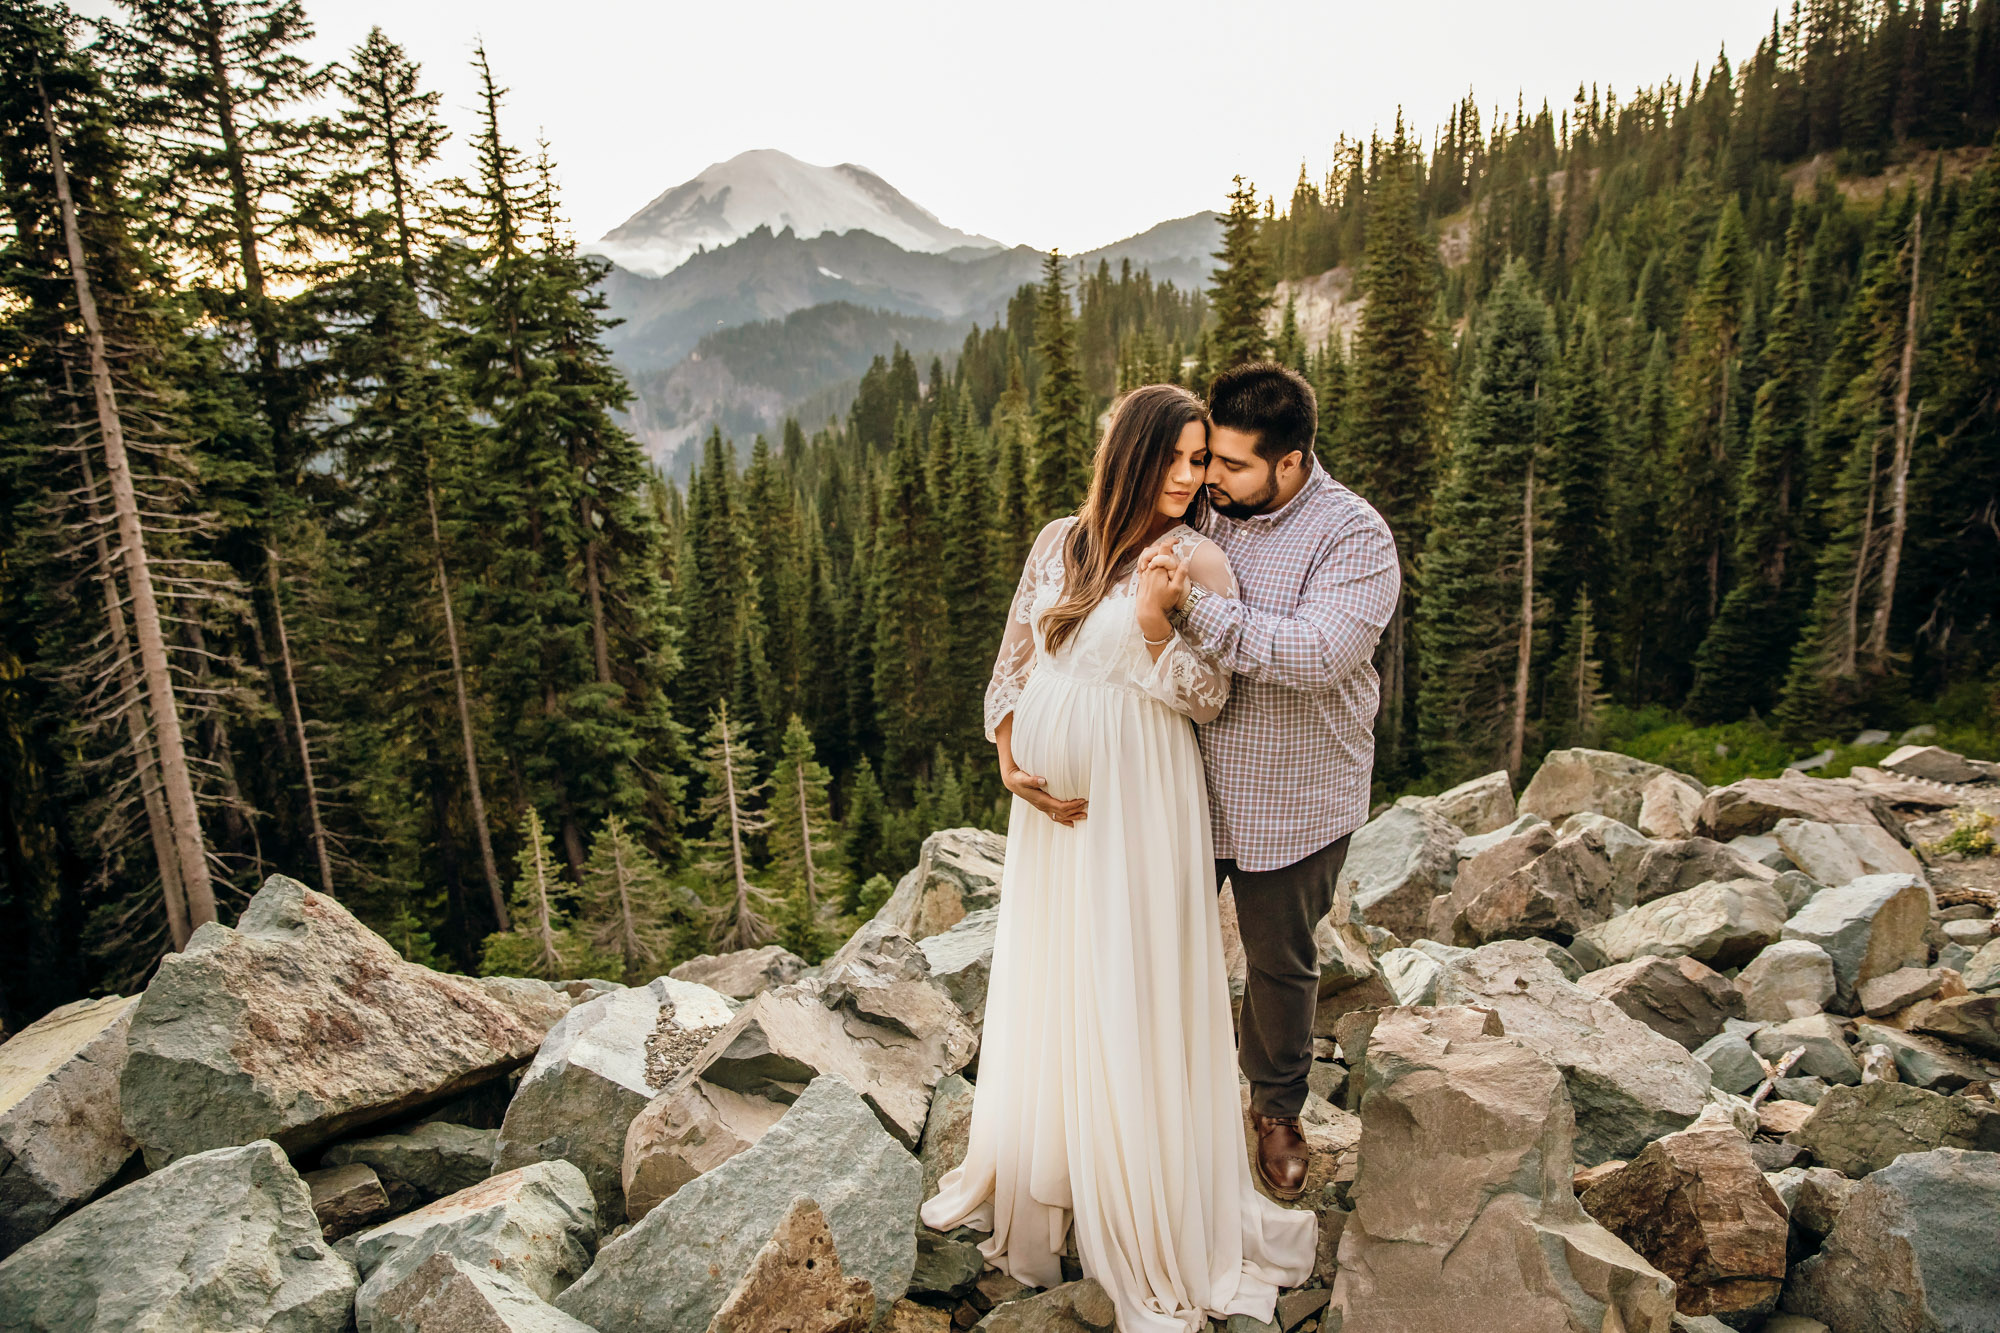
[78,0,1778,254]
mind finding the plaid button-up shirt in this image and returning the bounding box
[1183,459,1401,872]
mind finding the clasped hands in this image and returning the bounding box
[1135,536,1189,628]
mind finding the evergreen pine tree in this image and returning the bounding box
[694,701,773,951]
[873,410,951,789]
[1415,264,1552,782]
[1687,217,1818,721]
[839,757,889,909]
[577,813,695,982]
[481,808,603,979]
[1030,251,1091,522]
[1210,176,1273,369]
[768,716,841,962]
[1541,316,1615,656]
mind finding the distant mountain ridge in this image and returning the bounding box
[587,149,1003,278]
[584,149,1223,468]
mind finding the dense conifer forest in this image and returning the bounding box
[2,0,1997,1026]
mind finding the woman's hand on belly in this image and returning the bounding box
[1002,763,1088,826]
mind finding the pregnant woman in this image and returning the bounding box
[919,383,1315,1333]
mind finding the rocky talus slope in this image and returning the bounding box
[2,746,1998,1332]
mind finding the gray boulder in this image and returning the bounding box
[1341,802,1462,940]
[350,1158,596,1330]
[1695,776,1897,841]
[122,875,564,1165]
[1787,1082,2000,1177]
[1751,1013,1862,1086]
[1849,1021,1997,1092]
[1783,1148,2000,1331]
[1434,941,1713,1163]
[1329,1005,1675,1333]
[1880,744,1986,784]
[668,945,806,1000]
[1781,873,1933,1008]
[1455,812,1549,862]
[0,1139,356,1332]
[0,994,139,1255]
[1521,747,1697,827]
[1964,938,2000,992]
[495,975,734,1219]
[556,1073,920,1333]
[1771,819,1926,888]
[1456,829,1617,946]
[1737,939,1839,1022]
[827,829,1006,970]
[1560,812,1657,883]
[1579,878,1790,971]
[306,1161,393,1241]
[918,907,999,1025]
[1913,994,2000,1059]
[1420,769,1517,835]
[972,1279,1116,1333]
[692,976,974,1150]
[365,1252,601,1333]
[1624,838,1780,908]
[322,1121,497,1206]
[1694,1031,1766,1095]
[1638,771,1707,840]
[918,1074,976,1200]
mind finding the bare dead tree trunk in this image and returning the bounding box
[795,763,821,918]
[1865,210,1923,667]
[79,451,190,948]
[263,546,334,895]
[1839,438,1882,680]
[42,78,215,931]
[524,811,561,977]
[607,824,639,970]
[1510,458,1534,777]
[426,472,506,927]
[718,704,762,952]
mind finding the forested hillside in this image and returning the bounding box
[1,0,1996,1028]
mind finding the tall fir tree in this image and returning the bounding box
[480,808,603,980]
[1415,264,1552,782]
[1210,176,1273,369]
[694,701,773,952]
[576,812,696,983]
[873,410,951,789]
[768,715,841,962]
[1030,251,1091,523]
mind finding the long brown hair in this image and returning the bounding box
[1039,383,1209,655]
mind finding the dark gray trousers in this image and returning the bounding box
[1215,834,1351,1119]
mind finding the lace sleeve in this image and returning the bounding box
[984,519,1069,741]
[1138,533,1236,724]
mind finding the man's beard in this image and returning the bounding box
[1207,473,1280,519]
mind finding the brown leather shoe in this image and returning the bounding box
[1251,1113,1309,1200]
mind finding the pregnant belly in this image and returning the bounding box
[1009,672,1098,802]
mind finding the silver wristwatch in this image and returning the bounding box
[1177,582,1210,625]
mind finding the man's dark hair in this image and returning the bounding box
[1207,362,1317,466]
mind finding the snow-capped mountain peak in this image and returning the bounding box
[587,148,1003,278]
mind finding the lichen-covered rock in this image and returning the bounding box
[1579,878,1790,971]
[1738,939,1839,1022]
[1782,1148,2000,1332]
[1786,1081,2000,1177]
[0,994,139,1255]
[0,1139,357,1332]
[1781,874,1932,1008]
[1329,1005,1675,1333]
[669,945,807,1000]
[1579,1109,1789,1321]
[1522,747,1696,828]
[494,975,734,1219]
[709,1196,875,1333]
[556,1074,919,1333]
[122,875,562,1166]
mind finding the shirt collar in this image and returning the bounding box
[1238,456,1327,526]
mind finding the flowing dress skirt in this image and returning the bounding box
[921,667,1316,1333]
